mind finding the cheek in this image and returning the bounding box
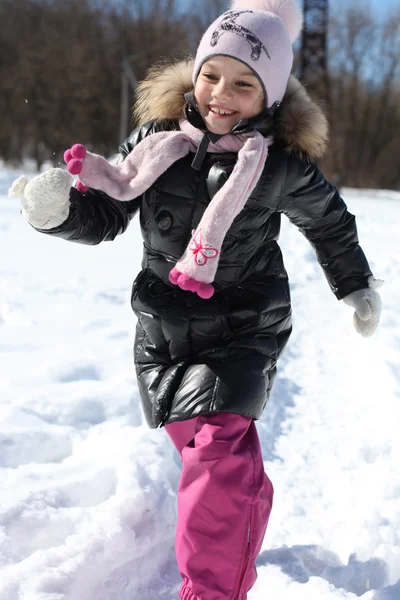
[253,91,265,112]
[244,92,264,117]
[194,82,208,106]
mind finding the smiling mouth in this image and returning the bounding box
[208,105,237,116]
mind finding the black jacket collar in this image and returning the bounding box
[183,92,279,170]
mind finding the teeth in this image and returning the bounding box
[210,107,234,115]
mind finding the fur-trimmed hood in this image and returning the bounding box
[133,59,329,161]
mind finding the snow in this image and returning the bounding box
[0,162,399,600]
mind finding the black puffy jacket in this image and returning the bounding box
[37,64,372,428]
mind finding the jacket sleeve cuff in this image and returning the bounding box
[335,275,382,300]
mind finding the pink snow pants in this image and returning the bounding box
[165,413,274,600]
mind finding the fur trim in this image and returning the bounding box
[133,59,194,126]
[132,58,328,161]
[277,75,329,160]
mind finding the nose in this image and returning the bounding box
[212,79,233,101]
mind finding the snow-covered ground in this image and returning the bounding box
[0,163,399,600]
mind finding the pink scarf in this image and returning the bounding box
[65,120,272,299]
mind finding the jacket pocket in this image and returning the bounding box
[131,268,148,303]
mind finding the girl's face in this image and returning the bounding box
[194,56,265,135]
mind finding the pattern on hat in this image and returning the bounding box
[210,11,271,61]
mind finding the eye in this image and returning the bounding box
[236,81,252,87]
[203,73,218,81]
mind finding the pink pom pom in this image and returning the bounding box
[197,283,214,299]
[71,144,86,160]
[169,268,214,298]
[187,279,201,293]
[76,181,89,193]
[67,159,82,175]
[177,273,193,290]
[230,0,303,44]
[177,276,201,293]
[169,267,181,285]
[64,149,73,163]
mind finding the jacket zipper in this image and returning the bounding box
[234,523,251,600]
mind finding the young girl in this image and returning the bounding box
[10,1,382,599]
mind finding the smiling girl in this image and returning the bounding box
[10,1,382,599]
[195,56,265,135]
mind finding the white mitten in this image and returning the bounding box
[343,276,383,337]
[8,168,73,229]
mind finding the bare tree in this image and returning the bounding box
[182,0,229,52]
[326,4,400,188]
[0,0,190,167]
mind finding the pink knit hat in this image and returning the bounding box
[193,0,303,108]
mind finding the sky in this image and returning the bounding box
[332,0,400,17]
[177,0,400,18]
[1,161,399,599]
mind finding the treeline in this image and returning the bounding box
[1,0,399,189]
[1,0,193,166]
[324,5,400,189]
